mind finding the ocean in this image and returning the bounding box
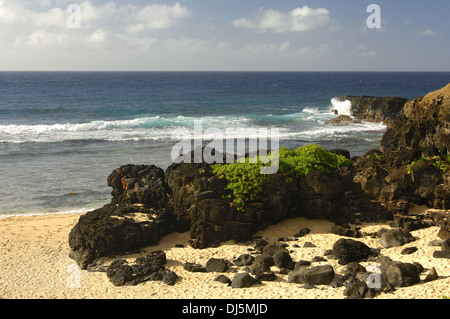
[1,71,449,216]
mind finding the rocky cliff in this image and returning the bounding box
[381,83,450,153]
[339,95,408,126]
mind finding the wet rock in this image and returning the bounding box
[324,115,362,125]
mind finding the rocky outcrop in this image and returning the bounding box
[339,95,408,126]
[324,115,361,125]
[381,83,450,153]
[68,203,181,269]
[68,165,188,269]
[351,146,450,211]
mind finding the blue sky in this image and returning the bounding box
[0,0,449,71]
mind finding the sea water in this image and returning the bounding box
[1,71,449,215]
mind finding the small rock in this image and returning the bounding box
[255,271,277,281]
[401,247,418,255]
[253,238,268,251]
[385,262,420,287]
[424,267,438,282]
[273,251,294,270]
[433,250,450,259]
[332,238,372,264]
[288,265,335,285]
[183,262,206,272]
[205,258,229,273]
[231,273,257,288]
[295,260,312,269]
[312,256,327,263]
[262,245,289,256]
[345,262,366,276]
[250,260,271,276]
[379,229,415,248]
[294,228,310,237]
[233,254,255,267]
[303,242,317,248]
[331,224,361,238]
[162,270,178,286]
[214,274,231,285]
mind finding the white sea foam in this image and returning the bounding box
[330,98,352,116]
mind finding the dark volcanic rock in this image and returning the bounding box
[233,254,255,267]
[68,203,179,269]
[107,164,170,209]
[231,273,258,288]
[381,84,450,153]
[165,162,301,249]
[324,115,362,125]
[106,251,171,286]
[379,229,415,248]
[214,274,232,285]
[332,238,372,264]
[205,258,229,273]
[378,256,420,288]
[273,251,294,270]
[288,265,335,285]
[339,95,408,125]
[384,262,420,288]
[183,262,206,272]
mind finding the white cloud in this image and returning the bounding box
[418,29,437,36]
[232,6,331,33]
[0,0,191,51]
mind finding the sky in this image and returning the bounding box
[0,0,449,71]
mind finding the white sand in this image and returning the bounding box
[0,208,449,299]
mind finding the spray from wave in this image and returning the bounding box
[330,98,352,116]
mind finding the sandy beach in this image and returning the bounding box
[0,208,449,300]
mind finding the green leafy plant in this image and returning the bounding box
[212,144,350,211]
[406,153,450,175]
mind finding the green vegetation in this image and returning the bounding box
[406,152,450,175]
[366,152,389,173]
[212,144,350,211]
